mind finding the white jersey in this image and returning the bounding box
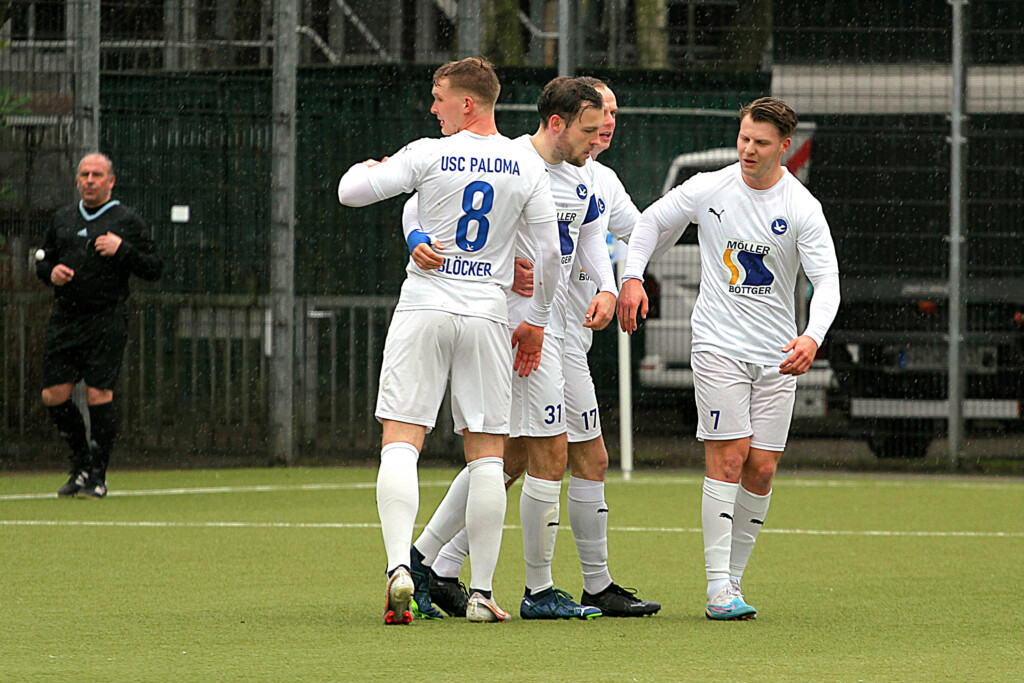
[624,163,838,366]
[365,131,555,324]
[565,159,640,353]
[507,135,606,338]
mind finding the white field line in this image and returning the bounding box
[1,475,1020,503]
[0,481,420,501]
[0,518,1021,539]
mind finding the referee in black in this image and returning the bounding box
[36,153,162,498]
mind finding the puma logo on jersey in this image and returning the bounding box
[708,207,725,222]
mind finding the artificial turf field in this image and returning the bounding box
[1,467,1021,681]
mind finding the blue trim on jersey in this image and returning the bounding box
[583,194,600,225]
[407,229,432,254]
[79,199,120,222]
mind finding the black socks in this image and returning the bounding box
[87,401,117,479]
[47,399,89,467]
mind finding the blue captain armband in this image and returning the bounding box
[407,230,433,254]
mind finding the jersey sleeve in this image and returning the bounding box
[521,170,557,225]
[603,170,641,243]
[117,212,163,281]
[621,179,699,281]
[521,171,560,326]
[337,139,431,206]
[803,270,840,347]
[796,199,839,278]
[577,207,617,295]
[401,194,421,240]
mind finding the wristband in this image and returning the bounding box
[406,230,432,254]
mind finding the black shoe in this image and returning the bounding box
[77,476,107,499]
[57,469,89,497]
[429,573,469,617]
[581,583,661,617]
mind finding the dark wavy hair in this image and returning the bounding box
[536,77,603,129]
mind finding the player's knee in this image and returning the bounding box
[745,460,777,490]
[718,451,745,478]
[504,455,527,482]
[569,443,607,480]
[86,387,113,405]
[41,385,72,406]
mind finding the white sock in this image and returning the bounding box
[430,471,511,579]
[702,476,738,600]
[376,442,420,573]
[413,467,471,565]
[568,476,612,595]
[465,457,506,593]
[730,486,771,583]
[432,530,469,579]
[521,474,562,594]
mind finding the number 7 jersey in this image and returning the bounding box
[365,130,556,325]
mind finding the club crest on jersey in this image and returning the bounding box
[598,197,606,214]
[722,239,775,295]
[770,217,789,235]
[576,184,587,200]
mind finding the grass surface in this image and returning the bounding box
[1,467,1022,681]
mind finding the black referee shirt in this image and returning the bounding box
[36,200,163,313]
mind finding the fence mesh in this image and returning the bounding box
[1,0,1022,467]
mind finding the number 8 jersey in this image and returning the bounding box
[364,130,556,325]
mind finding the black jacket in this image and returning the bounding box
[36,200,163,313]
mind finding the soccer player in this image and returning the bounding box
[336,57,561,625]
[405,77,618,621]
[617,97,840,620]
[37,153,163,499]
[422,78,662,618]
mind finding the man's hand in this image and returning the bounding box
[616,278,648,334]
[780,335,818,376]
[511,322,544,377]
[95,232,122,256]
[363,156,389,167]
[511,257,534,297]
[583,291,616,330]
[50,264,74,286]
[411,239,445,270]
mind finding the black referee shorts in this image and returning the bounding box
[41,303,129,391]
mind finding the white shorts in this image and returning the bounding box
[562,345,600,443]
[376,310,512,434]
[509,333,565,438]
[691,350,796,451]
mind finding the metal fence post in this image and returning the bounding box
[77,0,101,155]
[459,0,480,57]
[558,0,571,76]
[948,0,967,468]
[271,0,298,464]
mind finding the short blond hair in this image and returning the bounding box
[433,57,500,109]
[740,97,798,139]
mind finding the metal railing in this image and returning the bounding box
[0,292,404,466]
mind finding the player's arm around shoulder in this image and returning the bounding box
[337,138,434,206]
